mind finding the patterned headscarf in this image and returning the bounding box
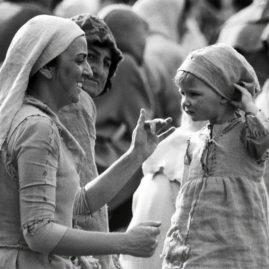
[71,14,123,93]
[0,15,84,149]
[177,43,261,100]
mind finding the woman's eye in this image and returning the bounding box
[76,55,87,64]
[104,60,111,69]
[87,54,95,60]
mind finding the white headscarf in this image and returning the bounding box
[0,15,84,149]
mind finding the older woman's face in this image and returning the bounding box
[52,36,92,108]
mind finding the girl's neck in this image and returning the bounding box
[209,110,238,125]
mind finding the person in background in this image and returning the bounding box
[57,14,122,269]
[162,43,269,268]
[133,0,187,127]
[96,4,155,231]
[54,0,101,17]
[0,0,62,63]
[0,14,175,269]
[217,0,269,88]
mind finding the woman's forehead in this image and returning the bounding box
[65,36,88,56]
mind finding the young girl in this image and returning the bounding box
[162,43,269,269]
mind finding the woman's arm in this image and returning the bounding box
[14,114,162,257]
[52,221,161,257]
[84,109,174,213]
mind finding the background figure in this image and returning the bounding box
[120,113,205,269]
[96,4,155,231]
[0,0,62,63]
[133,0,188,127]
[57,14,122,269]
[54,0,101,17]
[188,0,227,45]
[217,0,269,88]
[100,0,138,6]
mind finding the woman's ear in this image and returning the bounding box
[38,65,55,79]
[220,96,228,105]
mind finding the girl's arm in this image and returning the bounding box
[232,83,269,158]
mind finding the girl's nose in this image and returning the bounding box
[182,98,190,111]
[83,61,93,78]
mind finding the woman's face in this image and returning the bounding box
[83,44,112,97]
[52,36,92,108]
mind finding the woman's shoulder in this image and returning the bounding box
[9,104,58,142]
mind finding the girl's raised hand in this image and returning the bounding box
[230,83,258,115]
[130,109,175,161]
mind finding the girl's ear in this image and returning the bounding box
[38,65,55,79]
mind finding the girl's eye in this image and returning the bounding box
[189,92,200,97]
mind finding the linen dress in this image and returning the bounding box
[0,97,90,269]
[162,112,269,269]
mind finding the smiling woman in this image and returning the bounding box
[27,36,92,110]
[0,14,175,269]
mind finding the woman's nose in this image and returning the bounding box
[83,61,93,78]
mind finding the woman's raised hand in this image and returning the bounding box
[130,109,175,161]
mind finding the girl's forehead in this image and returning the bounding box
[178,72,202,88]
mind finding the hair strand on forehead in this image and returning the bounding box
[175,70,196,88]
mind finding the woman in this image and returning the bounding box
[0,15,174,268]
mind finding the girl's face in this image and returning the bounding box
[52,36,92,109]
[179,74,226,124]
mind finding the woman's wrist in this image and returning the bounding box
[126,145,147,164]
[109,232,127,255]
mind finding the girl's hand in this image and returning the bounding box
[129,109,175,161]
[230,83,259,115]
[124,221,161,257]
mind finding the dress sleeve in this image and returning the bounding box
[242,110,269,161]
[11,115,67,253]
